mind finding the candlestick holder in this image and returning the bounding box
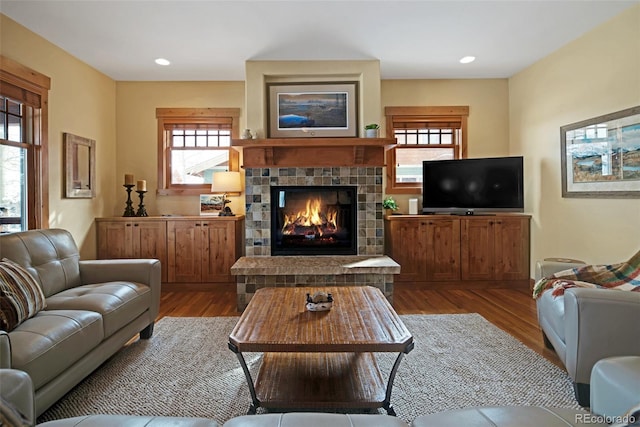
[122,184,136,217]
[136,190,148,217]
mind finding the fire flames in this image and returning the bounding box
[281,197,338,238]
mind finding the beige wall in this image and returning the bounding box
[509,4,640,265]
[115,81,245,216]
[1,15,116,258]
[381,79,510,212]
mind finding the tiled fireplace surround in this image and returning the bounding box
[244,166,384,256]
[232,164,400,310]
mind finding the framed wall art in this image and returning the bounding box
[64,133,96,198]
[267,81,359,138]
[561,105,640,198]
[200,194,225,215]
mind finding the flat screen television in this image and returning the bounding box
[422,156,524,214]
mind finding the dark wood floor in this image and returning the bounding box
[158,283,563,368]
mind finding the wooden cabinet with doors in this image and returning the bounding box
[96,218,168,282]
[384,215,460,283]
[384,214,530,288]
[96,215,244,284]
[166,216,244,283]
[460,215,530,282]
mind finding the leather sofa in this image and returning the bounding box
[535,259,640,406]
[0,229,161,417]
[1,368,404,427]
[5,365,637,427]
[1,369,219,426]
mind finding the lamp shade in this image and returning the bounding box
[211,171,241,193]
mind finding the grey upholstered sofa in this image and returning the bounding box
[2,365,627,427]
[0,228,161,417]
[535,259,640,406]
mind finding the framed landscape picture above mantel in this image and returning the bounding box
[561,105,640,198]
[267,81,359,138]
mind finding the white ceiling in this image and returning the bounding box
[1,0,637,81]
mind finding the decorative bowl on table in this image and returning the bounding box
[305,291,334,311]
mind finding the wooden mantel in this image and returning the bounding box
[232,138,396,168]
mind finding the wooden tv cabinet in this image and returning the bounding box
[384,213,530,288]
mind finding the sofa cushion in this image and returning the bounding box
[45,281,151,337]
[9,310,103,389]
[0,258,47,332]
[38,415,219,426]
[0,229,82,297]
[412,406,606,427]
[223,413,407,427]
[537,290,565,342]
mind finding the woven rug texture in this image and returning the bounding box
[38,314,580,424]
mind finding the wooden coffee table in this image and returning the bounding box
[228,286,414,415]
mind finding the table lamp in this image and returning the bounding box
[211,171,241,216]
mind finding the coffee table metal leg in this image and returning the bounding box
[382,341,415,416]
[228,342,260,414]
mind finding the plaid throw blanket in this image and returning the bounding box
[533,249,640,299]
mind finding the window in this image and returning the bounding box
[0,56,50,232]
[157,108,240,196]
[385,106,469,194]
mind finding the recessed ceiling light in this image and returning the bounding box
[155,58,171,66]
[459,56,476,64]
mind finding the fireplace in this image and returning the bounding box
[243,166,385,256]
[271,185,357,256]
[233,139,398,310]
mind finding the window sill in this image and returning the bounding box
[384,185,422,195]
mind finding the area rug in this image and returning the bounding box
[38,314,580,424]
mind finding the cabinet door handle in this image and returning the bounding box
[126,223,131,227]
[195,223,201,226]
[134,224,139,227]
[203,223,209,227]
